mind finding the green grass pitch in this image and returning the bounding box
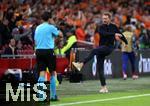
[51,77,150,106]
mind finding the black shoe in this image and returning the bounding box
[50,95,59,102]
[51,98,59,101]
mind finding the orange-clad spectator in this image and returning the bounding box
[92,0,98,4]
[122,15,127,25]
[75,19,82,27]
[0,0,150,51]
[114,15,121,28]
[79,2,88,10]
[134,28,141,38]
[75,25,86,41]
[144,21,150,29]
[93,32,100,47]
[142,10,150,29]
[66,16,74,26]
[42,0,54,4]
[0,2,8,12]
[133,10,142,22]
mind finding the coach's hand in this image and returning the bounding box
[115,33,122,37]
[115,33,122,41]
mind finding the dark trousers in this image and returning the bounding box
[83,45,114,86]
[122,52,136,74]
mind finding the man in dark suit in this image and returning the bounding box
[73,12,128,93]
[4,38,17,56]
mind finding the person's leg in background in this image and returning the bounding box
[38,71,46,82]
[37,61,46,82]
[97,55,108,93]
[50,71,58,100]
[35,65,46,101]
[36,50,46,83]
[129,52,139,79]
[49,54,59,101]
[122,52,129,80]
[37,60,46,101]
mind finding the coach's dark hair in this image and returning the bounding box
[41,11,52,21]
[103,12,112,19]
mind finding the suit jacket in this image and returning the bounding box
[4,46,17,55]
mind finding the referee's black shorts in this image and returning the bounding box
[35,49,56,73]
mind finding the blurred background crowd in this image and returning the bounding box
[0,0,150,55]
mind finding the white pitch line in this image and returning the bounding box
[51,93,150,106]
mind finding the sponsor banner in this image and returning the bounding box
[77,50,150,80]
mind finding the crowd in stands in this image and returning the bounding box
[0,0,150,55]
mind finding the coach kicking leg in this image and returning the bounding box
[73,12,128,93]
